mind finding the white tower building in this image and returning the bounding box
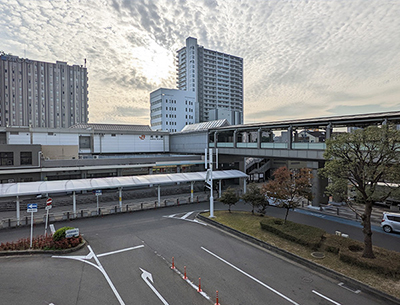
[150,88,195,132]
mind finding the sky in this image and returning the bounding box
[0,0,399,126]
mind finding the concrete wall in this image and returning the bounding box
[41,145,79,160]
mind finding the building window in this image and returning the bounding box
[20,152,32,165]
[0,152,14,166]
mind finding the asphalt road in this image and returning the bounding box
[0,203,395,305]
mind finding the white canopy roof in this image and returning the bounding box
[0,170,248,198]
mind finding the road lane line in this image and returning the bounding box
[201,247,300,305]
[312,290,342,305]
[181,211,193,219]
[88,245,126,305]
[98,245,144,257]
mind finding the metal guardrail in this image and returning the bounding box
[0,195,209,229]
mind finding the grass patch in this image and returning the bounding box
[202,210,400,299]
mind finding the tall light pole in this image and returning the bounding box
[205,148,217,218]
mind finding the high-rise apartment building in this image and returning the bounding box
[0,54,88,128]
[176,37,243,125]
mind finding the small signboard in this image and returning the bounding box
[45,205,52,210]
[65,228,79,238]
[93,190,102,196]
[50,224,56,235]
[27,203,38,213]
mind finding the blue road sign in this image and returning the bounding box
[27,203,38,212]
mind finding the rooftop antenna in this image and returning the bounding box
[84,58,87,68]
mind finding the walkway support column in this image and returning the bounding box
[219,179,222,198]
[73,191,77,216]
[233,129,237,148]
[191,181,194,203]
[214,131,218,148]
[288,125,293,149]
[158,185,161,207]
[16,196,20,226]
[118,187,122,208]
[326,123,333,140]
[257,128,262,149]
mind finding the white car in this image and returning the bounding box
[381,212,400,233]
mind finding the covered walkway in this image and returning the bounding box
[0,170,247,225]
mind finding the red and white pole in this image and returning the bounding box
[171,257,175,269]
[215,290,220,305]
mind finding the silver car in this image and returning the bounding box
[381,212,400,233]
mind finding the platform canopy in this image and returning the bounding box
[0,170,248,198]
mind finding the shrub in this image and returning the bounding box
[260,217,326,250]
[323,234,364,255]
[53,226,74,241]
[339,246,400,278]
[0,233,82,251]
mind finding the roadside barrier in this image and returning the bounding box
[0,194,209,229]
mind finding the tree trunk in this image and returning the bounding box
[362,201,375,259]
[284,207,289,224]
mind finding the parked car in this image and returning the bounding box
[381,212,400,233]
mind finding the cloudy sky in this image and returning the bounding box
[1,0,399,125]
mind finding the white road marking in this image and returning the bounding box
[312,290,342,305]
[52,245,144,305]
[181,211,193,219]
[98,245,144,257]
[163,212,207,226]
[89,245,126,305]
[140,268,170,305]
[201,247,300,305]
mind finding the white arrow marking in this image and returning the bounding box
[140,268,169,305]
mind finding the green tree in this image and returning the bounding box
[262,167,312,223]
[218,187,240,213]
[241,183,267,215]
[321,125,400,259]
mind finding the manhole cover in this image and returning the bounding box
[311,252,325,259]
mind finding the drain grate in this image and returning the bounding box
[338,282,361,294]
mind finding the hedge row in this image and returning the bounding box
[0,226,82,251]
[260,217,326,250]
[260,216,400,279]
[324,234,400,278]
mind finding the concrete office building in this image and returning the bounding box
[176,37,243,125]
[150,88,195,132]
[0,54,88,128]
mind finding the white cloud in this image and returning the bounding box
[0,0,399,125]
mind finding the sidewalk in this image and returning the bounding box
[299,201,388,226]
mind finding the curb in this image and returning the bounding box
[197,214,400,305]
[0,239,87,256]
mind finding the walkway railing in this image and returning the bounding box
[0,194,209,229]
